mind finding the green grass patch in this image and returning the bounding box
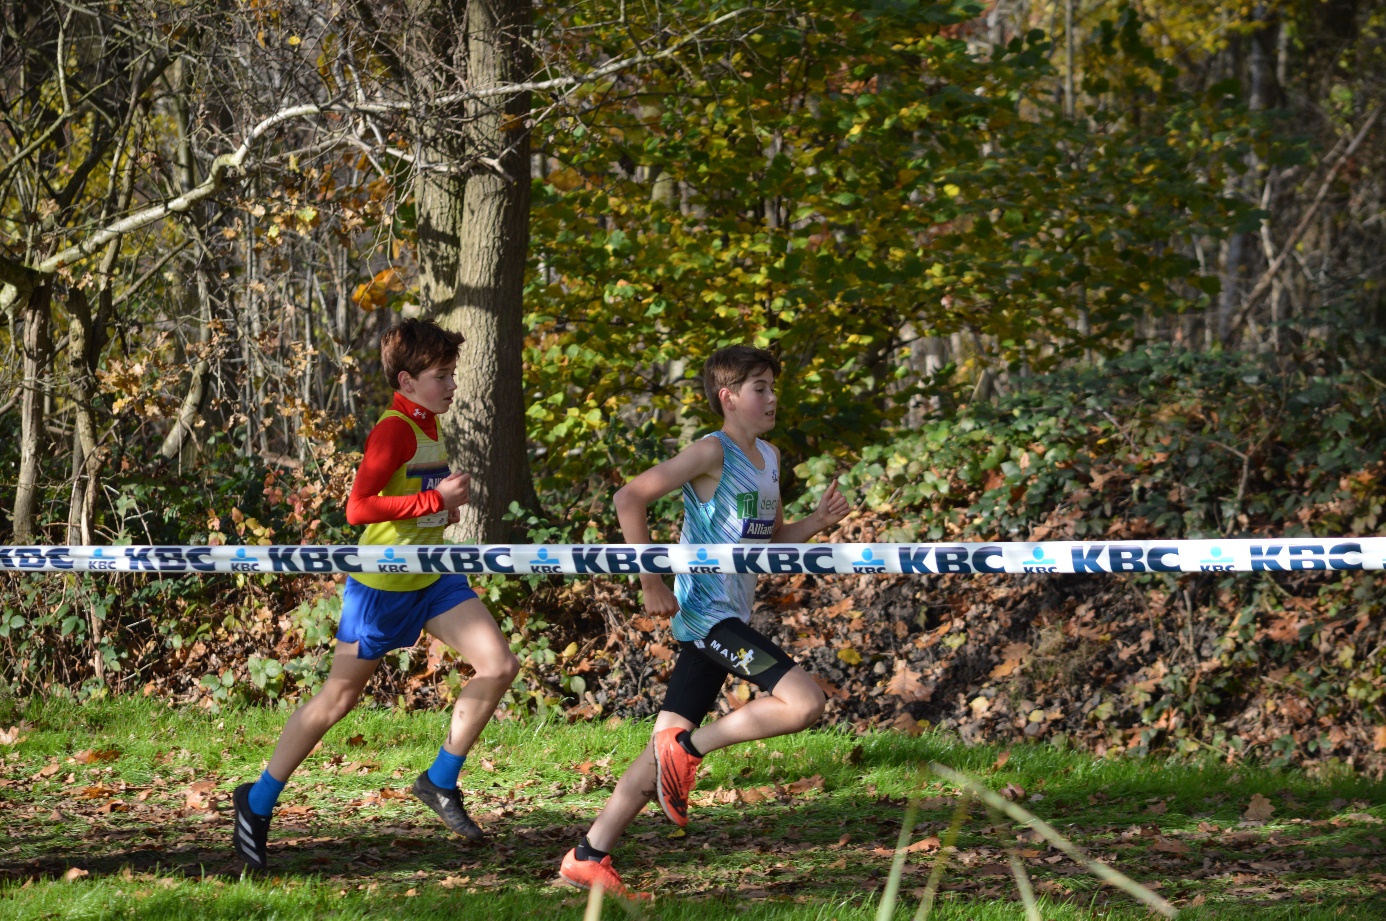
[1,695,1383,918]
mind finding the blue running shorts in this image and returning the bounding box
[337,574,478,660]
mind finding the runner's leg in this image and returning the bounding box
[423,596,520,758]
[584,709,695,853]
[265,641,381,781]
[686,665,825,755]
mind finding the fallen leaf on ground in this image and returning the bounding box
[185,780,217,810]
[78,784,118,799]
[990,657,1023,679]
[63,868,89,882]
[905,835,941,853]
[889,713,923,736]
[1243,793,1275,821]
[1152,836,1191,854]
[992,750,1010,771]
[887,660,928,702]
[72,748,120,764]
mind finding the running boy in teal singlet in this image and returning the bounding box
[559,345,850,898]
[230,319,520,870]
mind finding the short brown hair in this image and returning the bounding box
[702,345,781,417]
[380,319,465,389]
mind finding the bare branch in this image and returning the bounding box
[1229,107,1380,338]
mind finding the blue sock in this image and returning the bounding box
[427,747,466,790]
[247,769,286,817]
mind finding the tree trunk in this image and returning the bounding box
[160,58,216,462]
[13,285,52,542]
[429,0,538,542]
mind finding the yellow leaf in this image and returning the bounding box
[547,167,584,192]
[837,647,862,666]
[352,267,405,311]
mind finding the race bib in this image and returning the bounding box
[416,467,450,528]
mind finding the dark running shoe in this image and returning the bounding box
[411,771,485,841]
[231,782,271,870]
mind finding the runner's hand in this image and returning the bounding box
[813,478,850,531]
[447,507,461,525]
[641,576,679,617]
[436,471,470,510]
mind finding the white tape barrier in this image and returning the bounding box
[0,539,1382,576]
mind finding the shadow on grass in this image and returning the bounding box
[4,792,1385,919]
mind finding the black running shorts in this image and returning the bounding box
[659,617,797,724]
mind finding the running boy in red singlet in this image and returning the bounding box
[558,345,851,898]
[231,319,519,869]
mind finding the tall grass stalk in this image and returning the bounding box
[914,796,973,921]
[931,763,1177,919]
[874,797,919,921]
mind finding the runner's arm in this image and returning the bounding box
[345,417,446,525]
[768,446,849,542]
[614,438,724,615]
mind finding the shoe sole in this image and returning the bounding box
[653,746,688,828]
[559,871,593,891]
[559,870,649,901]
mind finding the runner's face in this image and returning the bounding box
[399,360,457,415]
[723,369,777,433]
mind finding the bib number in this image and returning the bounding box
[417,468,450,528]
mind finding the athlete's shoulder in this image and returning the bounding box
[361,414,416,461]
[684,432,726,459]
[368,412,415,439]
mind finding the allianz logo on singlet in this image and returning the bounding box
[736,491,776,540]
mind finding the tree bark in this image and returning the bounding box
[13,284,52,542]
[428,0,538,542]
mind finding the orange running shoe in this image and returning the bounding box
[653,727,702,828]
[559,849,653,901]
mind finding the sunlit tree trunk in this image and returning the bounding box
[418,0,538,542]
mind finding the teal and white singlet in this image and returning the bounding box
[672,431,781,642]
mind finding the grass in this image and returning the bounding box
[0,694,1383,919]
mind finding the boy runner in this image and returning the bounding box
[559,345,850,898]
[232,319,520,869]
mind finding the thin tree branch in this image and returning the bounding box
[1229,107,1380,337]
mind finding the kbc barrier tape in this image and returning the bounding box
[0,539,1382,575]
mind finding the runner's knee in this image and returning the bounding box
[475,651,520,684]
[309,684,361,726]
[785,682,826,730]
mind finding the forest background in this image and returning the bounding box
[1,0,1384,774]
